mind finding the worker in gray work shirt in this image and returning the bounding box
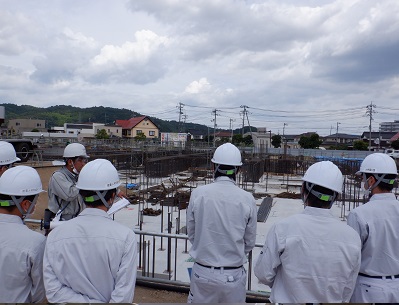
[255,161,361,303]
[0,166,46,303]
[348,153,399,303]
[187,143,257,303]
[47,142,89,221]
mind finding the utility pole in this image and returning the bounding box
[177,102,184,133]
[282,123,288,147]
[283,123,287,136]
[240,105,248,136]
[211,109,219,147]
[366,102,376,151]
[229,118,235,142]
[182,114,187,133]
[240,105,253,139]
[336,122,341,147]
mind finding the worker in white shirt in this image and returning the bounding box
[255,161,361,303]
[0,166,46,303]
[187,143,257,303]
[0,141,20,176]
[347,153,399,302]
[43,159,138,303]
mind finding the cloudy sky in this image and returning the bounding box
[1,0,399,136]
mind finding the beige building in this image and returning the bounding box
[8,118,46,134]
[116,116,159,139]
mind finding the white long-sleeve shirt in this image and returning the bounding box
[0,214,46,303]
[187,176,257,267]
[347,192,399,276]
[255,206,361,303]
[43,208,137,303]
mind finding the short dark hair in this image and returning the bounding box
[79,189,117,207]
[303,183,337,208]
[365,173,396,192]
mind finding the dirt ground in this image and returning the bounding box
[25,162,188,303]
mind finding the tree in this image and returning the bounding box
[134,132,146,141]
[271,135,282,148]
[299,133,322,149]
[232,134,243,145]
[243,135,253,146]
[353,140,369,151]
[391,139,399,150]
[95,129,109,139]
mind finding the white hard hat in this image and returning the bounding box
[76,159,121,191]
[211,143,242,166]
[357,153,398,175]
[0,141,21,165]
[302,161,343,193]
[0,165,44,196]
[63,143,89,158]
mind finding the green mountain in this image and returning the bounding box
[1,103,255,134]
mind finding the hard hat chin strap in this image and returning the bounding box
[214,164,238,175]
[363,173,393,195]
[10,195,38,219]
[302,182,336,206]
[84,191,111,209]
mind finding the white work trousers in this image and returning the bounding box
[187,263,247,303]
[350,275,399,303]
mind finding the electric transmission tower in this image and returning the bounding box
[365,102,376,151]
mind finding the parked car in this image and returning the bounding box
[385,148,399,159]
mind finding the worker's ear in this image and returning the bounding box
[20,199,31,213]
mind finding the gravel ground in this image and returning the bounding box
[25,162,188,303]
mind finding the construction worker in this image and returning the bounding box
[43,159,138,303]
[187,143,257,303]
[0,166,46,302]
[47,142,89,221]
[255,161,361,303]
[0,141,20,176]
[347,153,399,302]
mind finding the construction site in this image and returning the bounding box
[25,141,399,302]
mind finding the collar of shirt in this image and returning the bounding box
[214,176,236,185]
[78,207,112,219]
[302,206,335,219]
[369,192,397,202]
[61,166,78,180]
[0,213,24,224]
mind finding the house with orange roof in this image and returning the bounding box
[116,116,159,139]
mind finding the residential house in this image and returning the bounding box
[101,124,122,138]
[361,131,397,150]
[116,116,159,139]
[282,134,298,148]
[248,127,273,153]
[8,118,46,134]
[214,131,233,142]
[187,129,205,140]
[321,133,360,148]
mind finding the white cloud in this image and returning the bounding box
[1,0,399,135]
[185,78,211,94]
